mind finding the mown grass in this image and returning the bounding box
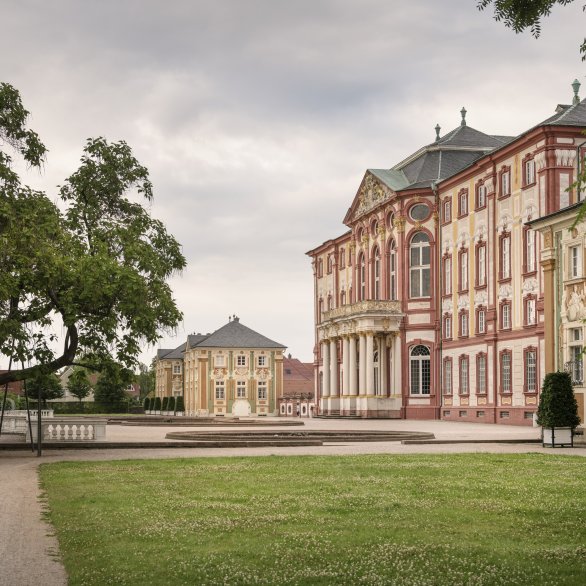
[39,454,586,585]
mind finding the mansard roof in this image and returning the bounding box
[192,318,286,349]
[157,344,185,360]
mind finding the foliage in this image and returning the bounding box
[39,454,586,586]
[162,396,168,411]
[175,395,185,412]
[167,396,175,413]
[154,396,161,412]
[66,367,93,403]
[477,1,586,60]
[136,361,155,400]
[537,371,581,428]
[143,397,150,411]
[24,372,63,408]
[93,362,133,410]
[0,82,185,388]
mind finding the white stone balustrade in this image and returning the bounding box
[27,418,106,442]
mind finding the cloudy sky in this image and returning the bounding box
[1,0,585,365]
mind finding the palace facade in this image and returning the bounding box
[155,317,286,417]
[307,80,586,424]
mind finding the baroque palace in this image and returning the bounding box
[308,80,586,424]
[155,317,286,417]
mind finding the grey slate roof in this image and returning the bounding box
[191,318,286,349]
[158,343,185,360]
[188,334,208,348]
[537,97,586,127]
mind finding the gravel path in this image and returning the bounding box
[1,418,584,586]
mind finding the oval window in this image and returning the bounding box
[409,203,429,221]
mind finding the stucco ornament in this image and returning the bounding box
[442,298,453,313]
[522,278,538,293]
[499,284,512,300]
[255,368,272,381]
[474,224,486,242]
[457,231,470,249]
[356,174,391,219]
[211,368,226,380]
[234,367,248,377]
[555,149,577,167]
[497,214,511,234]
[457,295,469,310]
[566,288,586,322]
[475,291,488,307]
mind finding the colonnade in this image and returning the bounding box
[320,331,401,398]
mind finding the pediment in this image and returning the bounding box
[343,171,395,225]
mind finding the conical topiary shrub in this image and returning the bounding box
[144,397,150,412]
[167,396,175,413]
[537,371,580,447]
[162,396,169,412]
[175,396,185,413]
[154,396,162,412]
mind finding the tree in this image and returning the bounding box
[477,1,586,60]
[537,371,581,428]
[136,361,155,400]
[66,367,93,403]
[25,372,64,408]
[93,361,134,411]
[0,83,185,387]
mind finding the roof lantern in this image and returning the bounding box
[572,78,581,105]
[460,107,467,126]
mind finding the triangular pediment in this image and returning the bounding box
[343,170,405,225]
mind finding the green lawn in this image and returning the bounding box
[39,454,586,585]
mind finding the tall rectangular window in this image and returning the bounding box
[569,328,583,384]
[570,245,581,278]
[460,251,468,291]
[443,359,452,395]
[257,381,268,400]
[501,353,512,393]
[236,381,247,398]
[459,357,469,395]
[477,354,487,394]
[444,199,452,222]
[215,381,225,400]
[444,315,452,339]
[477,245,486,287]
[236,355,246,367]
[525,350,537,393]
[476,184,486,209]
[501,170,510,197]
[525,159,535,185]
[501,235,511,280]
[526,298,536,325]
[502,303,511,329]
[444,256,452,295]
[389,249,397,300]
[525,230,536,273]
[257,355,267,367]
[460,312,469,337]
[477,309,486,334]
[459,190,468,216]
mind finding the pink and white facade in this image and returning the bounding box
[308,81,586,424]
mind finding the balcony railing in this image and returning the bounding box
[323,300,402,321]
[564,360,584,385]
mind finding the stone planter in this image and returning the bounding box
[542,427,574,448]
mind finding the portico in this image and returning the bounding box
[318,300,403,417]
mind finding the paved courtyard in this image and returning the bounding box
[1,417,584,586]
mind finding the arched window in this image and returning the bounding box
[359,253,366,301]
[372,246,381,300]
[410,233,431,298]
[410,345,431,395]
[389,240,397,301]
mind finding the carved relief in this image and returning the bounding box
[475,291,488,307]
[497,214,512,234]
[535,151,547,171]
[443,237,453,254]
[442,298,453,313]
[255,368,272,381]
[522,203,537,223]
[565,287,586,322]
[543,227,553,249]
[211,368,227,380]
[474,224,486,242]
[234,367,248,377]
[355,174,392,219]
[522,278,538,293]
[457,295,469,310]
[555,149,577,167]
[457,231,470,249]
[499,284,512,300]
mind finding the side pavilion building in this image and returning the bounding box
[307,80,586,424]
[155,317,286,417]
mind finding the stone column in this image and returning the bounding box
[380,336,387,396]
[358,334,366,395]
[392,333,401,394]
[330,339,339,397]
[542,257,556,373]
[365,332,374,395]
[349,335,358,395]
[342,336,350,395]
[322,341,330,398]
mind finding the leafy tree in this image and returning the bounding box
[25,372,64,408]
[93,362,134,410]
[137,361,155,400]
[477,1,586,60]
[0,83,185,387]
[66,367,93,403]
[537,371,581,428]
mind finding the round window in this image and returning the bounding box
[409,203,429,221]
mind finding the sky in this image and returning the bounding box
[1,0,585,366]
